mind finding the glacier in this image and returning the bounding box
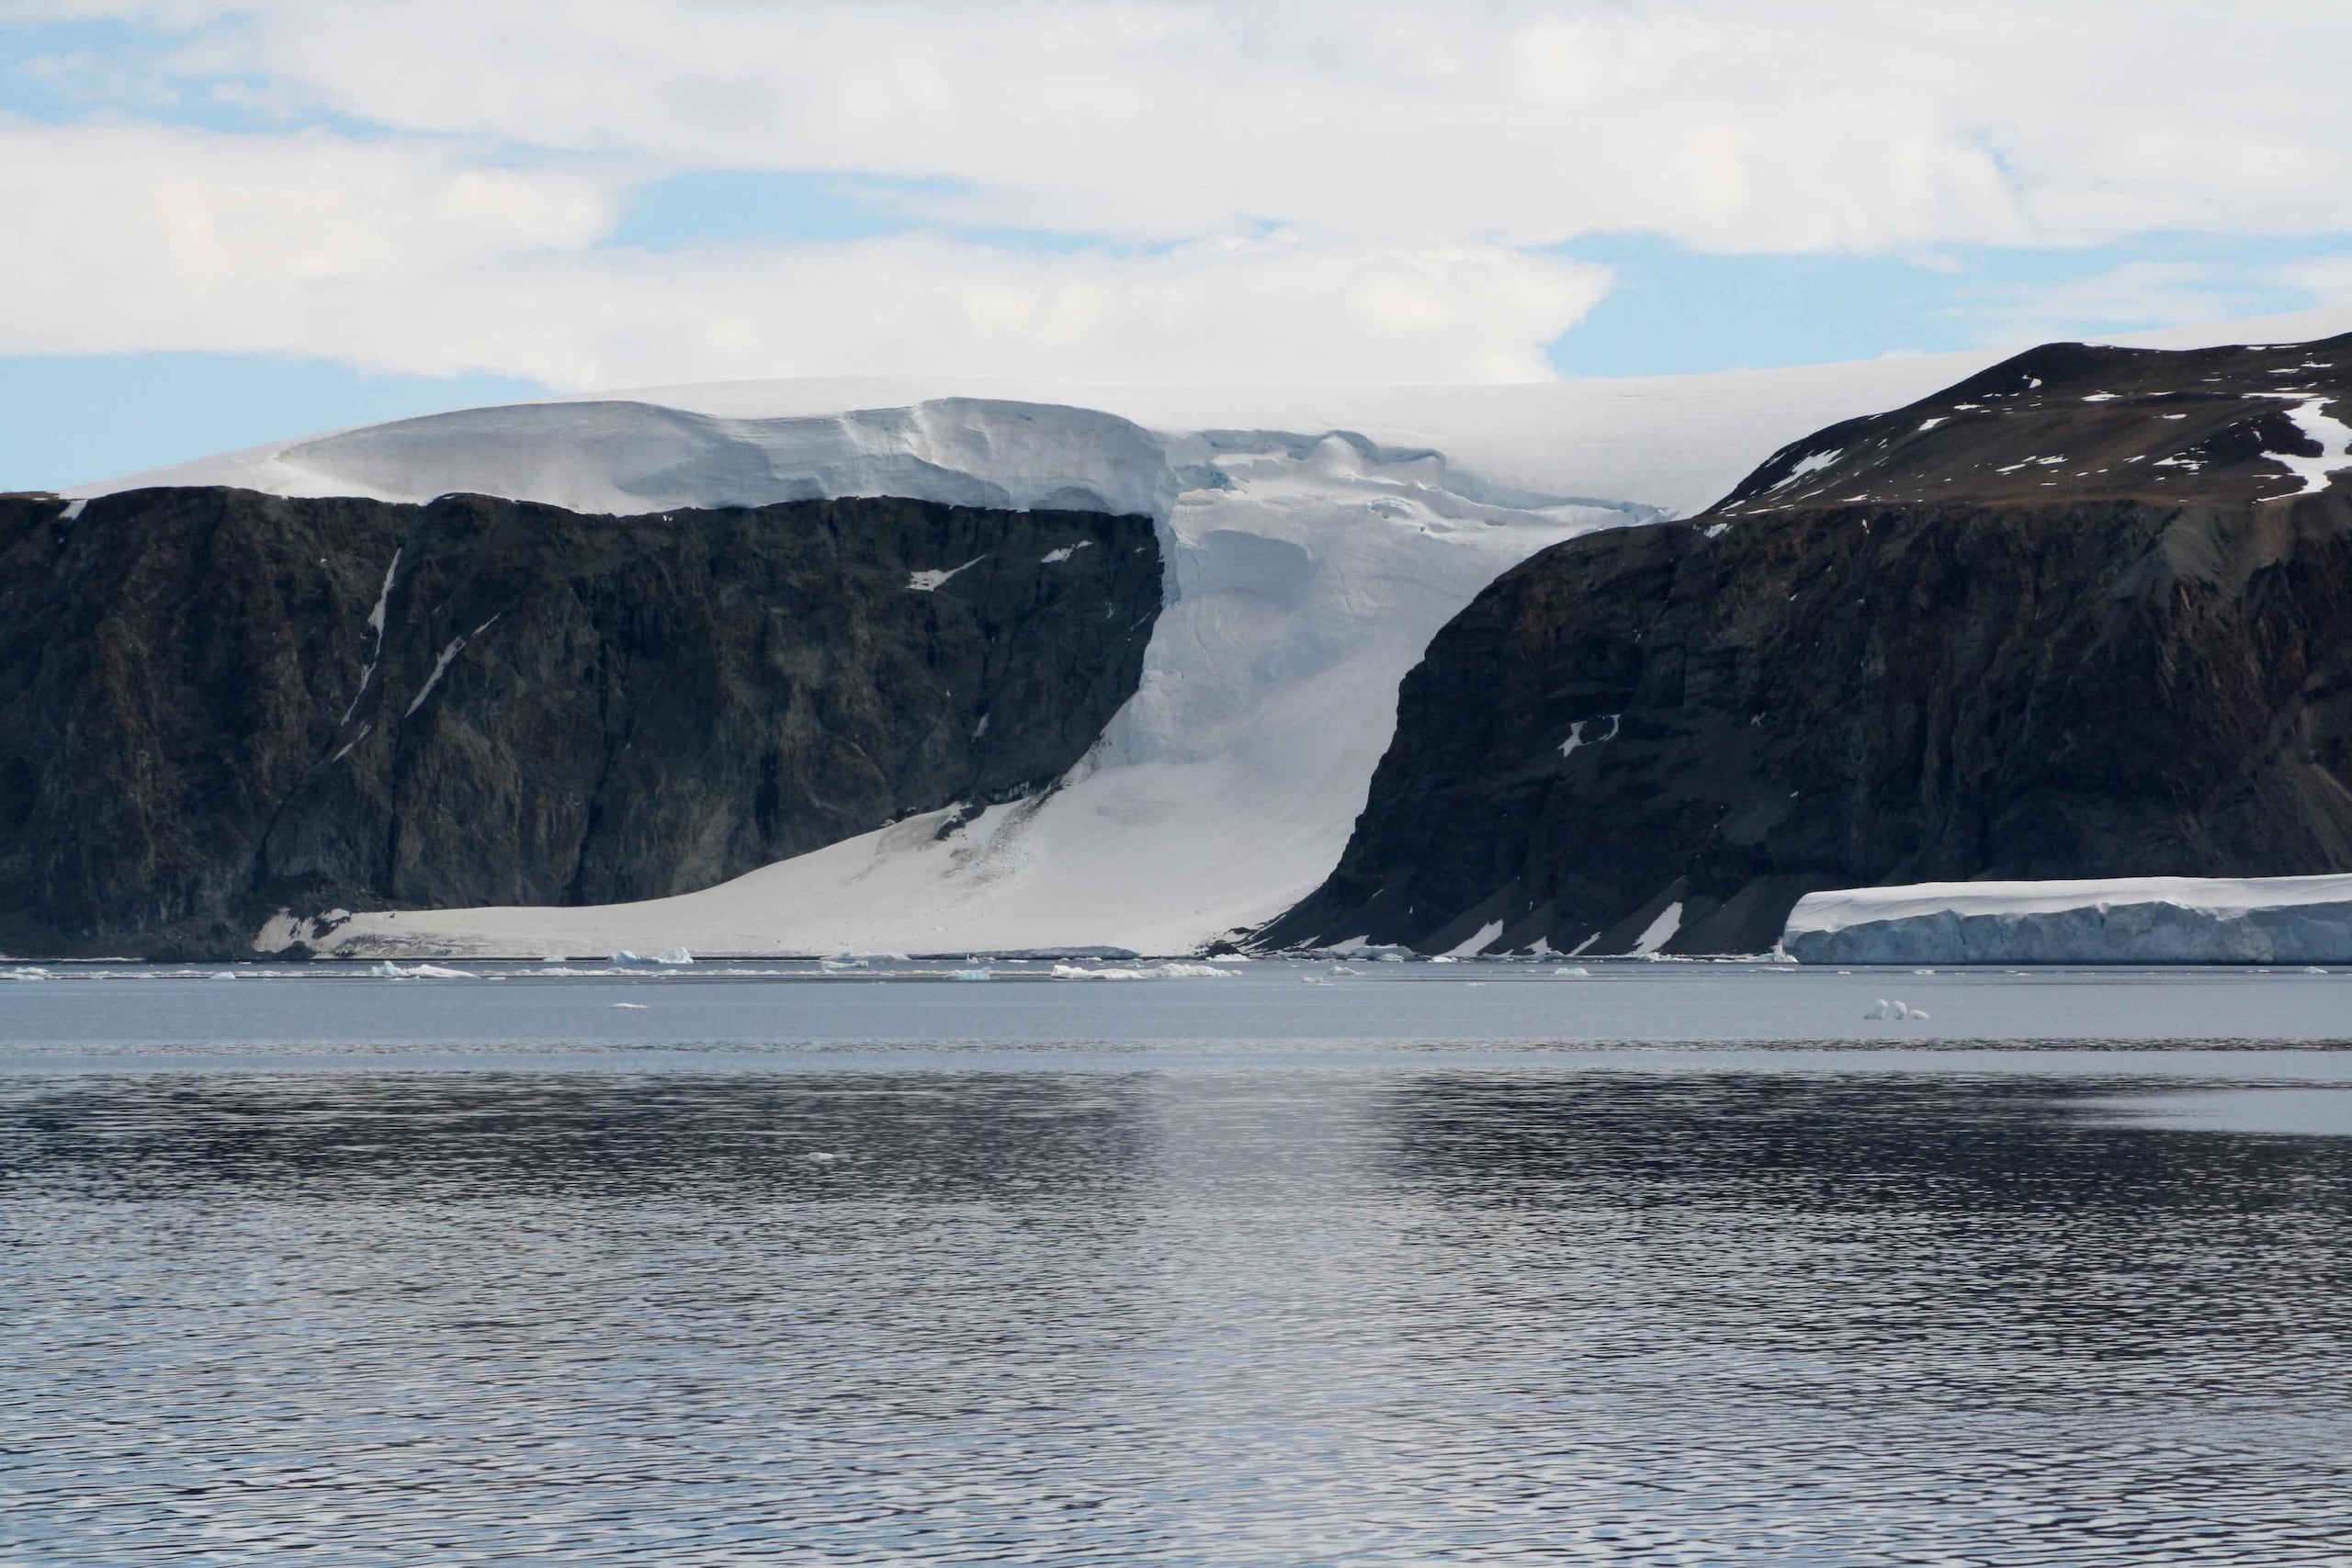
[1783,876,2352,964]
[252,421,1639,957]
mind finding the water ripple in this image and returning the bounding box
[4,1067,2348,1563]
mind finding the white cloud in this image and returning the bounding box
[0,120,1608,384]
[1962,261,2275,346]
[10,2,2352,384]
[2271,254,2352,307]
[28,0,2352,253]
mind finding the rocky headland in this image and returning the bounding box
[0,487,1159,956]
[1261,334,2352,955]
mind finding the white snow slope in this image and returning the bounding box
[65,317,2339,959]
[1784,876,2352,964]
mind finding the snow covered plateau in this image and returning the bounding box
[1784,877,2352,964]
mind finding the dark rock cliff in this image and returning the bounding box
[0,487,1160,956]
[1262,333,2352,955]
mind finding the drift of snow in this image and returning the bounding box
[340,547,401,726]
[406,636,469,716]
[1786,875,2352,964]
[1769,448,1843,491]
[2267,396,2352,495]
[1632,901,1685,956]
[1558,713,1621,759]
[907,558,982,592]
[1445,919,1506,957]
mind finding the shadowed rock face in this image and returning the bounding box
[1261,334,2352,956]
[0,487,1159,957]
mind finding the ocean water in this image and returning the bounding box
[5,961,2350,1564]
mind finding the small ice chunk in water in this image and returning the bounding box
[612,1001,649,1010]
[1051,962,1233,979]
[610,949,695,968]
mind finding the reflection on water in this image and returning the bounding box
[2089,1084,2352,1138]
[6,1066,2351,1564]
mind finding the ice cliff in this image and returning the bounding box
[1783,877,2352,964]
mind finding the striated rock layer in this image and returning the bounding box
[0,487,1158,956]
[1262,334,2352,955]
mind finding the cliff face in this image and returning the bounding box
[1262,334,2352,955]
[0,487,1159,956]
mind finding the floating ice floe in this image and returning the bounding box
[609,949,695,967]
[369,961,473,978]
[1048,962,1234,980]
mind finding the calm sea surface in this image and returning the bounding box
[5,961,2350,1564]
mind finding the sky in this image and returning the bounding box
[6,0,2352,489]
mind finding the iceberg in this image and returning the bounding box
[1783,876,2352,964]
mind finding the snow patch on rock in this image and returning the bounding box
[907,557,982,592]
[2267,396,2352,495]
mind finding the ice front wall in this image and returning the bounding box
[1784,877,2352,964]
